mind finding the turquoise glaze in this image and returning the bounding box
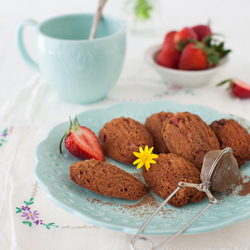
[34,101,250,235]
[17,14,126,104]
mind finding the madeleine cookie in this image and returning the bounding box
[99,117,153,164]
[162,112,220,170]
[145,112,173,154]
[142,153,206,207]
[210,119,250,167]
[70,159,148,200]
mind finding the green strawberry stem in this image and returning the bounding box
[217,79,233,87]
[201,35,212,45]
[177,41,189,52]
[193,40,219,67]
[59,116,79,154]
[193,37,231,68]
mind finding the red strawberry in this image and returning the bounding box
[157,46,181,69]
[217,78,250,98]
[174,27,198,51]
[192,25,212,41]
[59,117,105,161]
[162,31,177,50]
[178,43,209,70]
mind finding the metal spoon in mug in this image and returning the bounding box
[130,147,240,250]
[89,0,108,40]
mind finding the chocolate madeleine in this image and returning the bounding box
[210,119,250,167]
[143,153,206,207]
[99,117,153,164]
[70,159,148,200]
[145,112,173,154]
[162,112,220,170]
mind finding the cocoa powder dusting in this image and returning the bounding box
[87,193,175,219]
[238,176,250,196]
[225,173,250,197]
[131,172,145,183]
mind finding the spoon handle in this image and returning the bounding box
[89,0,108,40]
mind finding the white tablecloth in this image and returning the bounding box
[1,63,250,250]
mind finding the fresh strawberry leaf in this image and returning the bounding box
[217,79,233,88]
[219,48,231,58]
[208,53,219,66]
[59,117,74,154]
[217,79,230,86]
[74,116,80,127]
[202,46,220,66]
[200,35,231,59]
[212,41,231,58]
[176,41,188,52]
[202,35,212,46]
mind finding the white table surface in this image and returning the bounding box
[1,0,250,250]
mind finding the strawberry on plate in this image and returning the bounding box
[217,78,250,98]
[192,24,212,41]
[59,116,105,161]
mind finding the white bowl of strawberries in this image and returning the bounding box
[144,25,231,87]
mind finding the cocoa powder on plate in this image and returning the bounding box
[87,193,174,219]
[225,173,250,196]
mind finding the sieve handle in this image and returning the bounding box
[130,181,217,250]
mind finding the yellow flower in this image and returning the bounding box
[133,145,158,171]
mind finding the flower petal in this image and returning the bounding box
[145,161,151,171]
[133,159,142,165]
[137,162,144,169]
[149,160,157,164]
[33,210,39,215]
[139,146,144,154]
[144,145,149,155]
[133,152,141,158]
[151,154,159,159]
[148,147,154,154]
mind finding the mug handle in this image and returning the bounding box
[17,19,40,72]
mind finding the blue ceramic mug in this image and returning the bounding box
[17,14,126,104]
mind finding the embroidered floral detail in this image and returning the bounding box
[0,127,13,147]
[43,222,58,229]
[1,128,8,137]
[21,206,31,211]
[16,207,22,213]
[34,220,43,225]
[22,221,32,227]
[21,210,39,221]
[155,85,195,97]
[23,198,34,206]
[16,198,58,229]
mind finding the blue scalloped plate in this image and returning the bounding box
[34,101,250,235]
